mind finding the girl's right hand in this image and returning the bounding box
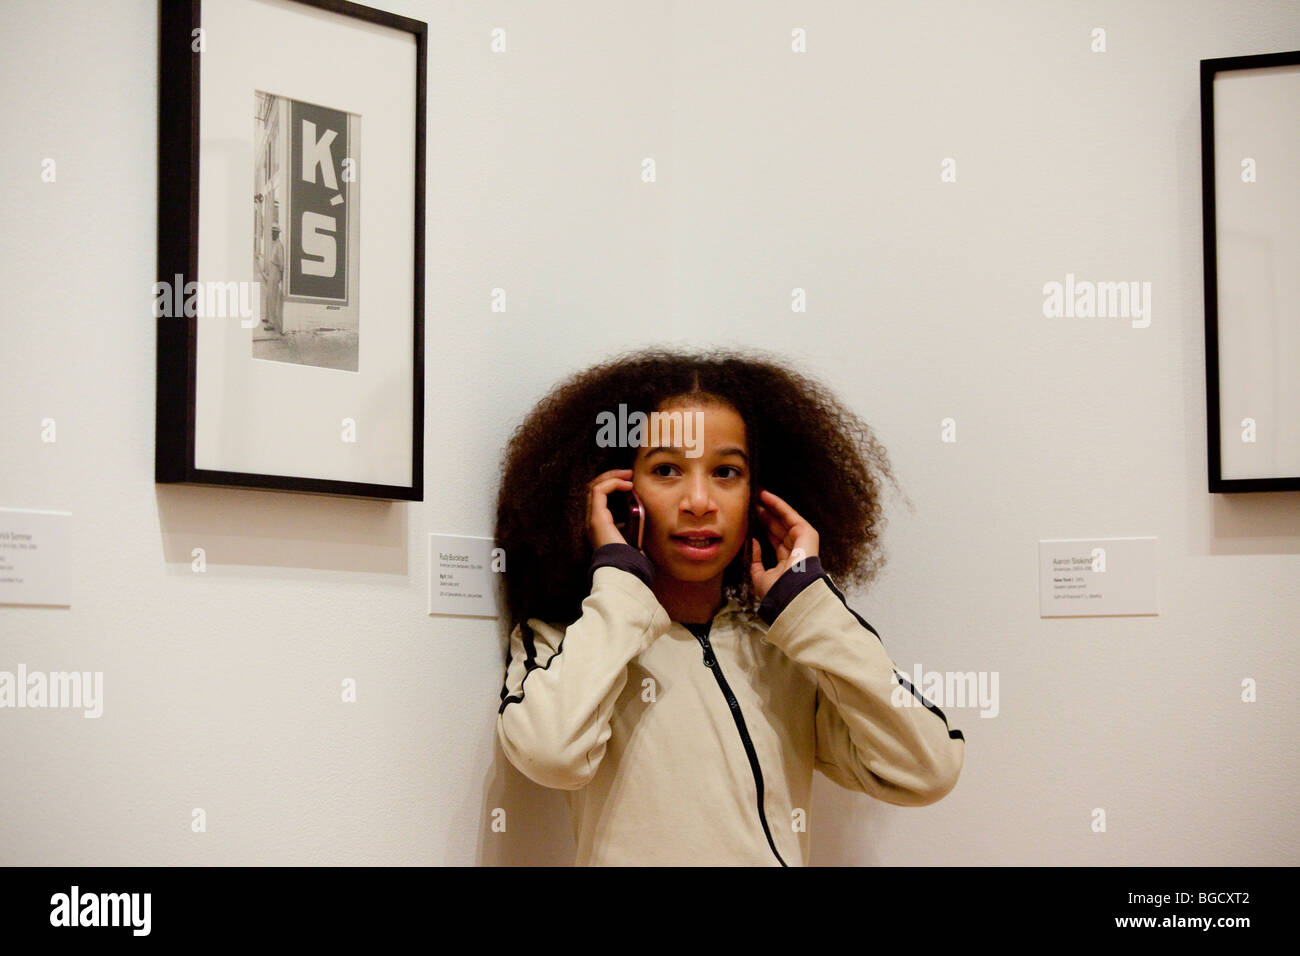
[587,469,636,551]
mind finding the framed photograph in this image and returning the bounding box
[156,0,426,500]
[1200,49,1300,493]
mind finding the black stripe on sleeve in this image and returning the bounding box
[819,575,965,743]
[498,620,568,715]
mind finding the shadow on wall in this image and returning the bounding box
[479,750,577,866]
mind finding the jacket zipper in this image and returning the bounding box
[693,631,788,867]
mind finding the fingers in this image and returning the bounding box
[756,489,819,561]
[591,476,634,499]
[588,469,634,503]
[757,488,804,528]
[588,468,633,492]
[749,537,784,602]
[587,470,635,549]
[753,500,794,557]
[591,468,633,482]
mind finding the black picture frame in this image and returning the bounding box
[1200,49,1300,493]
[156,0,426,501]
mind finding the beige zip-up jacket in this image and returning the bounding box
[497,543,965,865]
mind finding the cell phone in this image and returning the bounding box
[607,489,644,550]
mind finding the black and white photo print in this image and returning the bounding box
[252,91,360,371]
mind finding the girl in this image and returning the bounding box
[494,347,964,865]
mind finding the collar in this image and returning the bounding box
[716,595,745,619]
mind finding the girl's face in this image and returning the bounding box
[632,400,751,586]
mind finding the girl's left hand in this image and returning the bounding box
[748,488,820,602]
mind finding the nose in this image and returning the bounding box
[681,472,713,515]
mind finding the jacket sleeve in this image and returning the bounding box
[758,557,965,806]
[496,544,672,791]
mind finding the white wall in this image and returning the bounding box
[1,0,1297,866]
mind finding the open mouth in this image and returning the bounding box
[671,534,723,558]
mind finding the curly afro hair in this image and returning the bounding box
[493,346,904,635]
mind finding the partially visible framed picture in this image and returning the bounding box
[1200,50,1300,493]
[156,0,426,500]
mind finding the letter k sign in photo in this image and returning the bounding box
[289,98,350,303]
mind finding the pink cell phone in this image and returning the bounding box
[609,489,644,550]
